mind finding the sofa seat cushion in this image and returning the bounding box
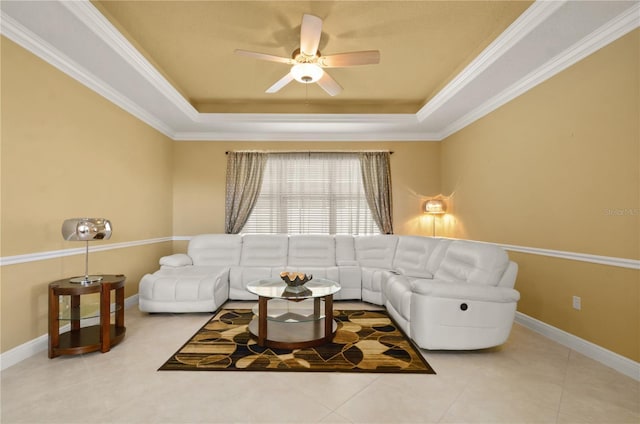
[361,267,387,293]
[229,266,282,300]
[410,279,520,303]
[148,266,227,278]
[382,274,412,321]
[140,266,228,302]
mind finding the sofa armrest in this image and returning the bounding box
[159,253,193,268]
[410,279,520,303]
[395,267,434,279]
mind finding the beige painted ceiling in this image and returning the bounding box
[94,1,532,114]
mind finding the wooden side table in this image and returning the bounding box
[48,274,126,358]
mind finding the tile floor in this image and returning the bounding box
[1,301,638,424]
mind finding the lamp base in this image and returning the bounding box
[69,275,103,285]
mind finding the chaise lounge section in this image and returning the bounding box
[139,234,519,350]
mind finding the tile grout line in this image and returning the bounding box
[553,347,574,423]
[434,373,475,423]
[326,373,385,420]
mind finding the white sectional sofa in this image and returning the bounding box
[139,234,520,350]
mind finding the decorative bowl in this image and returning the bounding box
[280,271,313,287]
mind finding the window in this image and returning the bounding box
[242,153,380,234]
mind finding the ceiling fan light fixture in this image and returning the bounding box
[290,63,323,83]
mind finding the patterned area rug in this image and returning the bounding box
[159,309,435,373]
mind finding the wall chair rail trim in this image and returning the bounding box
[438,237,639,270]
[0,236,637,270]
[498,243,640,270]
[0,237,173,266]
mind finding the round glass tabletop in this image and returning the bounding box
[246,277,341,300]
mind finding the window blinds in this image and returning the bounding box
[242,152,380,235]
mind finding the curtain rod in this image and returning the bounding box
[225,150,393,155]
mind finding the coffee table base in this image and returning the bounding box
[248,318,338,350]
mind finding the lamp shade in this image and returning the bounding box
[62,218,112,241]
[425,199,446,214]
[290,63,324,83]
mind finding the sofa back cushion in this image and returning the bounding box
[288,235,336,267]
[354,235,398,269]
[335,235,356,264]
[240,234,289,267]
[188,234,243,266]
[392,236,440,272]
[434,240,509,286]
[425,238,453,274]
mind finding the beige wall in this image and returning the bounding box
[0,38,175,353]
[2,25,638,366]
[441,30,639,361]
[172,141,441,238]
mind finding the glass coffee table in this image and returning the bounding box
[246,277,341,349]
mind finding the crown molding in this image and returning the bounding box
[173,131,438,142]
[182,112,432,141]
[437,1,640,139]
[0,9,177,139]
[60,0,199,122]
[415,0,566,123]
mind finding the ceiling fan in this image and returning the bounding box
[234,14,380,96]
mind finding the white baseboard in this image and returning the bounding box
[515,311,640,381]
[0,294,139,371]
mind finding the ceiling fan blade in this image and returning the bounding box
[320,50,381,68]
[266,72,294,93]
[234,49,292,65]
[316,72,343,96]
[300,14,322,57]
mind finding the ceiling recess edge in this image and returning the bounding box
[1,0,638,142]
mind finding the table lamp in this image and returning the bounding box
[61,218,112,284]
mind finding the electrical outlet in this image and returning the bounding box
[572,296,581,310]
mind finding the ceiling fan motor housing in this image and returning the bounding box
[291,47,320,63]
[290,48,323,83]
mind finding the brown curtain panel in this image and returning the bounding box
[359,151,394,234]
[224,152,267,234]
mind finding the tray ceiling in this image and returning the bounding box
[95,0,530,114]
[1,0,638,141]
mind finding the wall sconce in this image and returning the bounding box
[424,199,446,236]
[61,218,112,284]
